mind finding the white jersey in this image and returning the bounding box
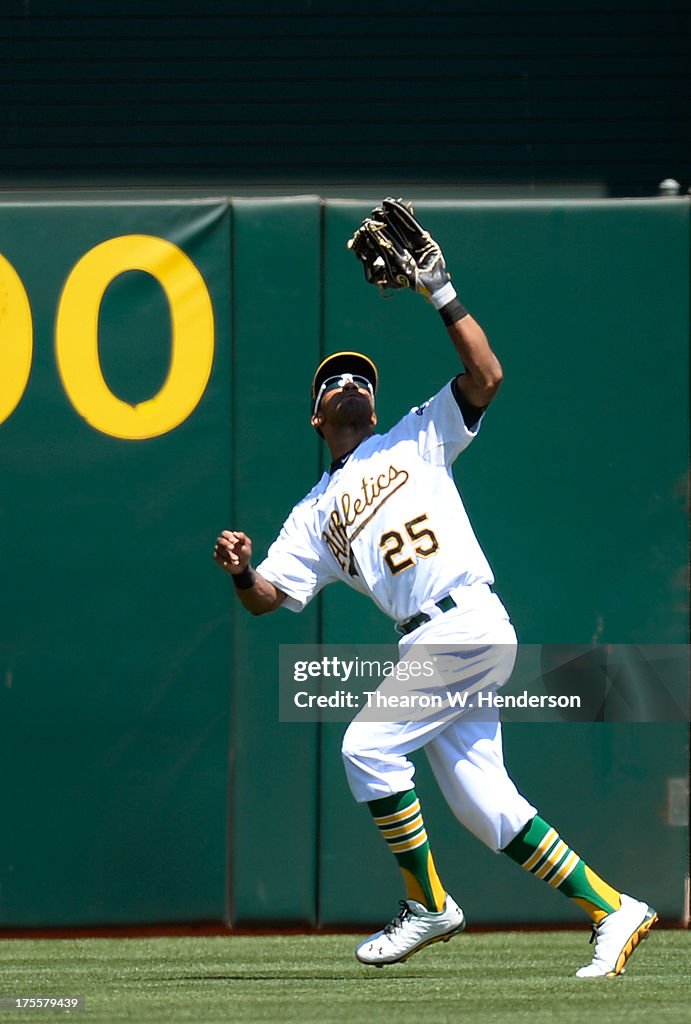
[257,380,495,625]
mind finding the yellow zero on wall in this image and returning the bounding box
[55,234,215,439]
[0,252,34,425]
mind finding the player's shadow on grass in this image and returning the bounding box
[157,972,428,982]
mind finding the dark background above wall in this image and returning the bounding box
[0,0,689,196]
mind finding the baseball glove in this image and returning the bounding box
[347,197,451,298]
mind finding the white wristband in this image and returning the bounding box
[429,281,457,309]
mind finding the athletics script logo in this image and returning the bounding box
[323,464,409,574]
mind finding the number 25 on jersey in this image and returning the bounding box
[379,514,439,575]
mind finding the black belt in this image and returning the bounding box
[395,595,457,636]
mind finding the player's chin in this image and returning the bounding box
[335,406,373,430]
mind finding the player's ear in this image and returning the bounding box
[311,413,326,439]
[370,409,378,426]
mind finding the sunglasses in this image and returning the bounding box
[313,373,374,415]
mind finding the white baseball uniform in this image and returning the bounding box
[258,379,536,852]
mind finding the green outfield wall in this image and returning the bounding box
[0,196,688,929]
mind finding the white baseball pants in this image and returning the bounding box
[341,585,537,852]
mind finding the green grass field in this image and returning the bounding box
[1,929,689,1023]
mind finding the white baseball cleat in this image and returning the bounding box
[575,894,658,978]
[355,896,466,966]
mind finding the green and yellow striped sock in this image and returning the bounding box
[368,789,447,912]
[503,815,622,923]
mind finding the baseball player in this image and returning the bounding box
[214,198,656,977]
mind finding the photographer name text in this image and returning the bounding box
[293,689,582,711]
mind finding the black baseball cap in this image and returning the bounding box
[311,351,379,411]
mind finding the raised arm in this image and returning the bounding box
[213,529,286,615]
[445,310,503,409]
[347,196,503,409]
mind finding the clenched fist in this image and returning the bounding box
[213,530,253,575]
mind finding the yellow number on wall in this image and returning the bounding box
[0,253,33,425]
[55,234,214,440]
